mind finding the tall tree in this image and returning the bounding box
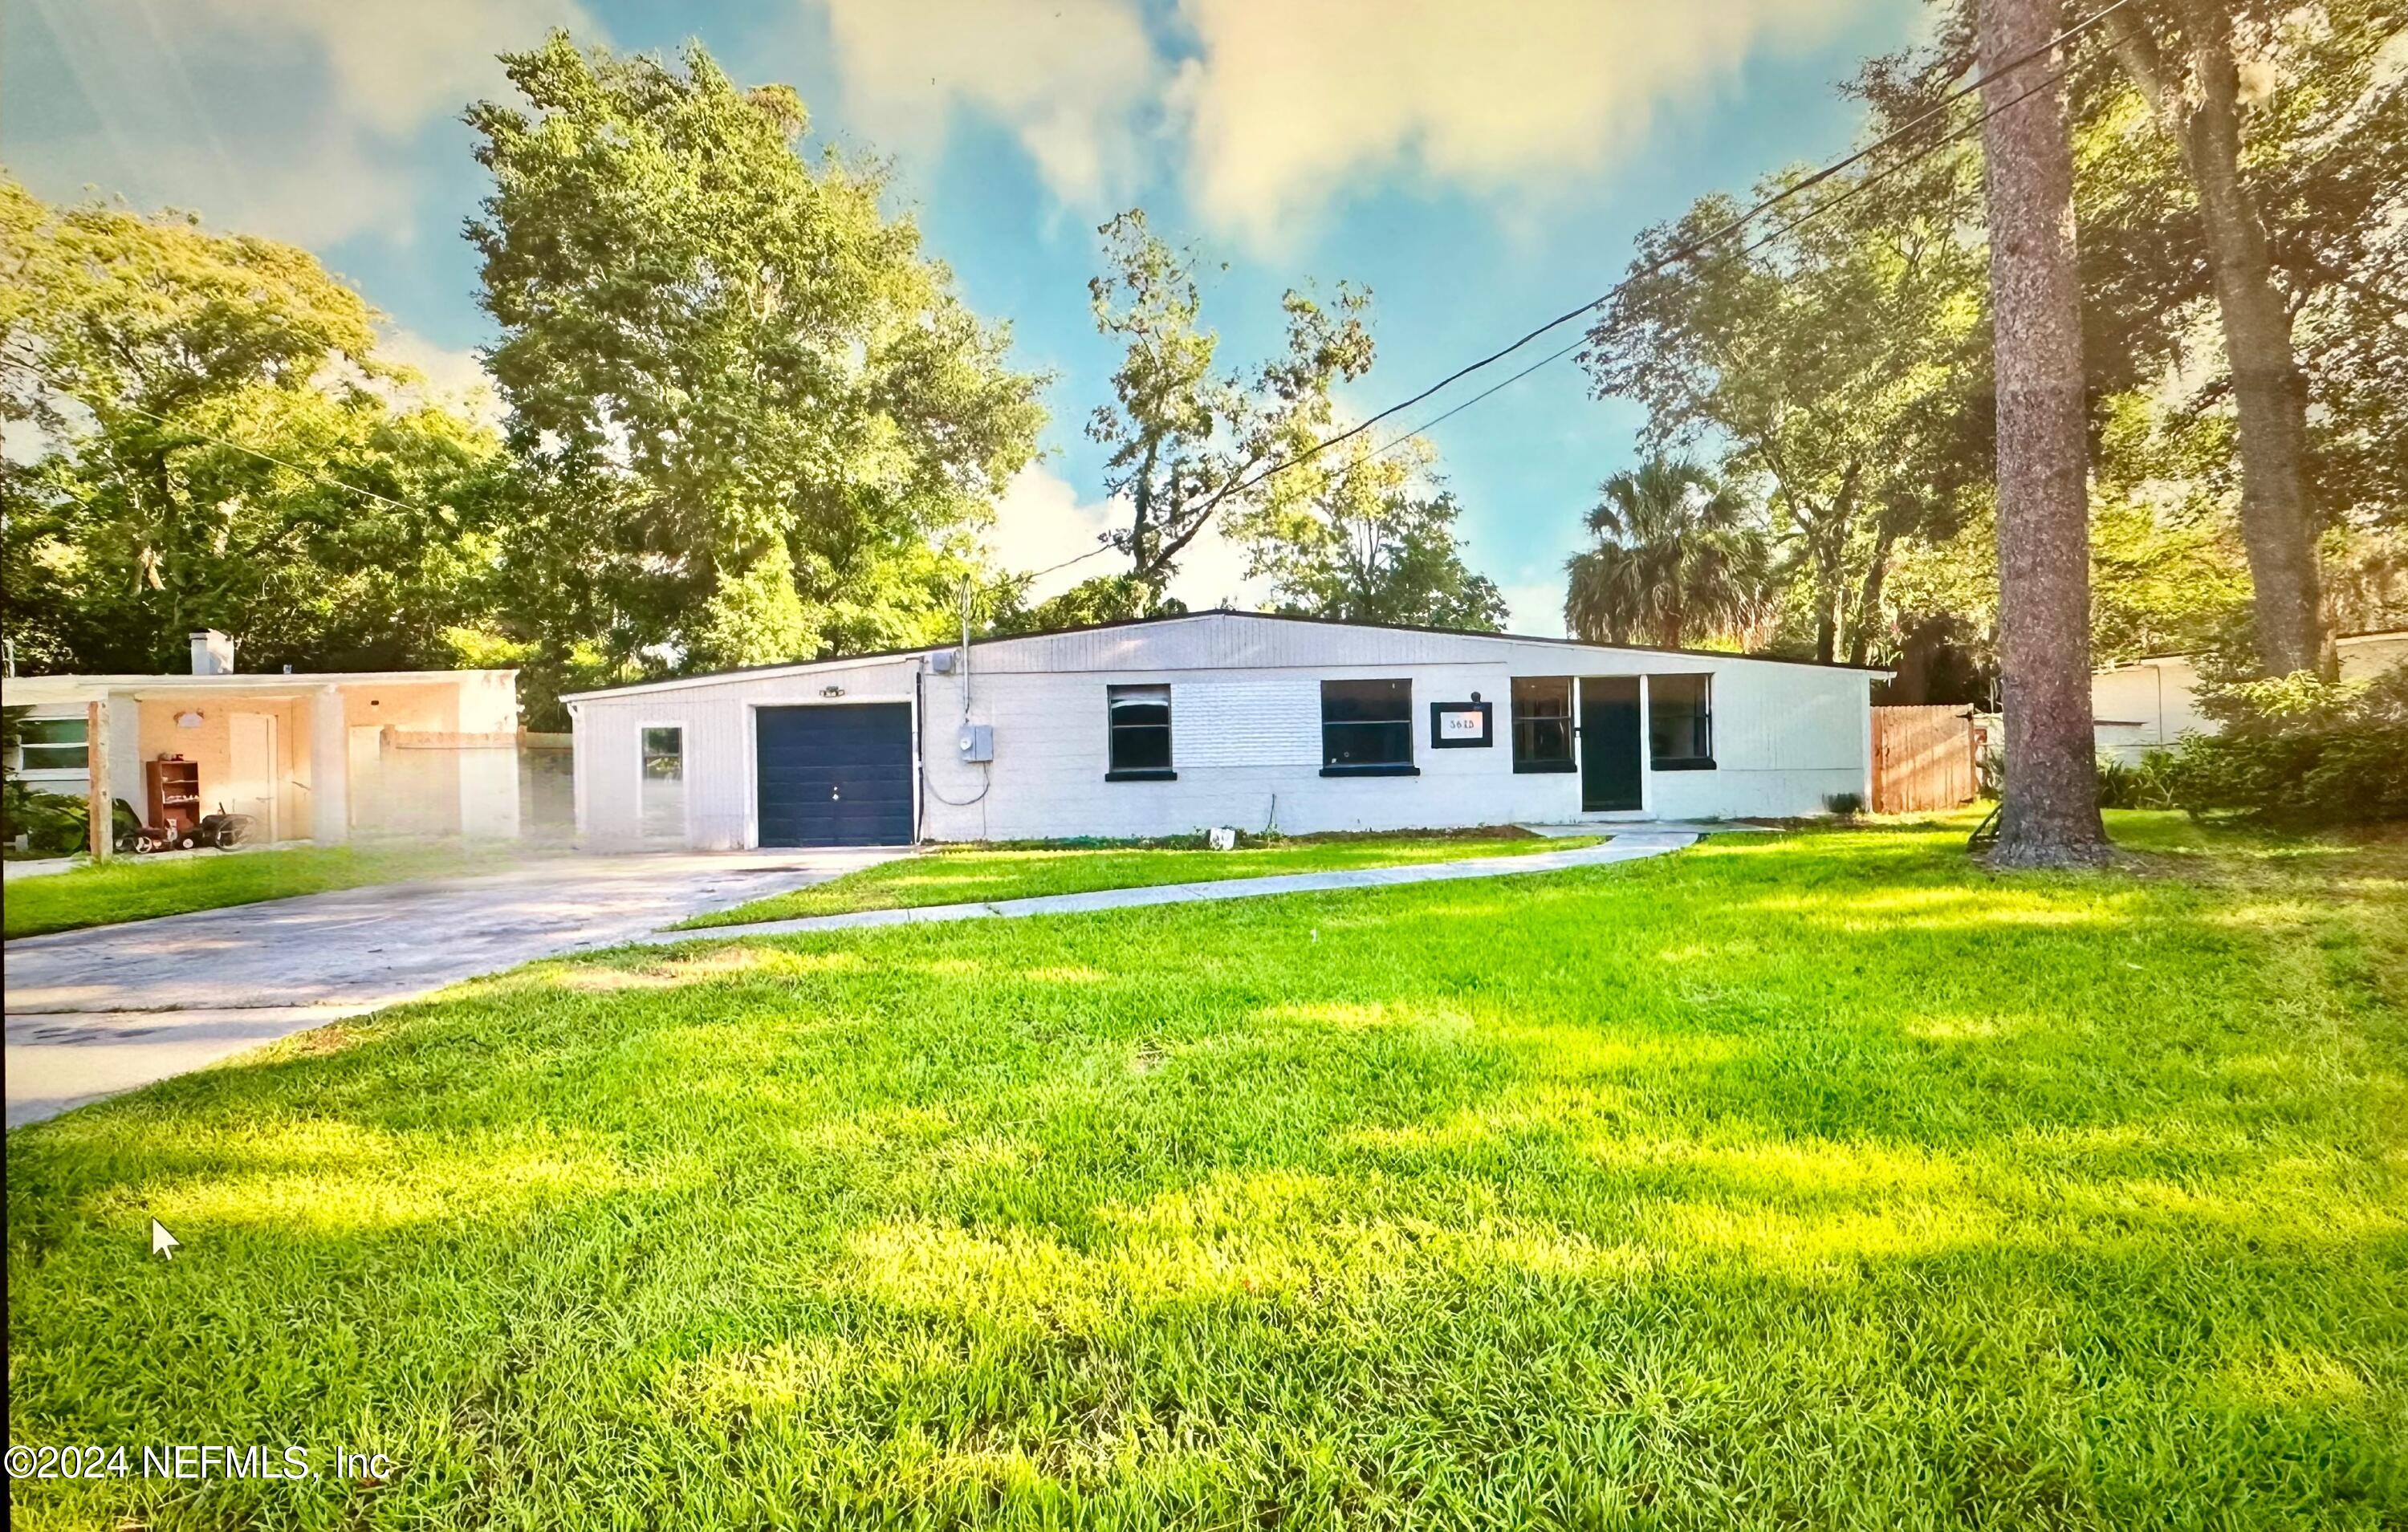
[0,178,502,676]
[1582,140,1991,665]
[1872,0,2407,674]
[1978,0,2110,866]
[1564,457,1771,648]
[1226,435,1508,631]
[1082,210,1374,603]
[467,35,1044,687]
[2094,0,2326,674]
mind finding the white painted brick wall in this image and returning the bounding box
[567,616,1879,847]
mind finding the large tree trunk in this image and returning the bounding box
[1979,0,2111,867]
[2108,1,2327,677]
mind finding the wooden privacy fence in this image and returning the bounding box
[1871,705,1978,813]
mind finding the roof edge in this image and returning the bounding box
[561,609,1887,703]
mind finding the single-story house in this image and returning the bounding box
[2091,628,2406,762]
[6,630,523,848]
[563,611,1884,850]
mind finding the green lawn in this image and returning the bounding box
[7,814,2405,1527]
[2,842,522,939]
[677,830,1597,928]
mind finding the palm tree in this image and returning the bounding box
[1563,458,1768,648]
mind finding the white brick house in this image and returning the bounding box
[562,611,1883,849]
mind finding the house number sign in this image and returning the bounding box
[1429,700,1493,748]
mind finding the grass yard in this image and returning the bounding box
[678,829,1596,927]
[6,813,2405,1528]
[2,841,523,940]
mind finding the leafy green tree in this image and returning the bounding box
[1226,436,1507,631]
[1084,210,1374,599]
[0,178,502,676]
[466,35,1045,687]
[1563,457,1769,648]
[1870,0,2408,675]
[1580,135,1991,665]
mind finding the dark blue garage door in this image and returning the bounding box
[755,705,915,847]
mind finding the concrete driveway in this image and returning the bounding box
[3,847,901,1128]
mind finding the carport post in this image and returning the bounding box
[86,699,111,860]
[308,684,350,843]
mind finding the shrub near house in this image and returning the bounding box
[2162,664,2408,823]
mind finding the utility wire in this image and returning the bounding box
[1184,0,2132,516]
[1315,59,2068,498]
[0,345,442,518]
[1036,28,2089,589]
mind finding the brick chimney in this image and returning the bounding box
[189,630,236,676]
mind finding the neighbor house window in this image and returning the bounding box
[1320,678,1416,775]
[1106,684,1174,780]
[1511,677,1575,773]
[15,716,89,774]
[1648,674,1714,769]
[640,725,685,838]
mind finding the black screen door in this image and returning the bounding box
[1578,677,1642,812]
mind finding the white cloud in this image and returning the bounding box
[819,0,1159,205]
[1162,522,1272,612]
[986,463,1120,601]
[378,329,506,429]
[197,0,594,137]
[1499,579,1568,638]
[12,0,597,249]
[1173,0,1873,248]
[985,462,1274,610]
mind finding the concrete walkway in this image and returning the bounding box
[3,847,901,1127]
[633,826,1713,947]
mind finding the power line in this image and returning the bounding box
[1030,30,2085,591]
[0,347,445,518]
[1033,41,2076,595]
[1320,59,2068,495]
[1190,0,2132,514]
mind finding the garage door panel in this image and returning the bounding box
[755,705,914,847]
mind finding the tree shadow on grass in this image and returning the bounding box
[7,824,2404,1526]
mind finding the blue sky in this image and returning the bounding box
[2,0,1922,632]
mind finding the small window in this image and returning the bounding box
[1649,674,1714,769]
[1320,678,1416,775]
[1511,677,1575,773]
[1106,685,1174,780]
[640,725,685,839]
[17,717,90,773]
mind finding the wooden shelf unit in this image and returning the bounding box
[146,756,202,837]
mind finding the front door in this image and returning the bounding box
[226,711,279,841]
[1578,677,1642,812]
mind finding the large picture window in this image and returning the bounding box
[1510,677,1575,773]
[1106,685,1174,780]
[1648,674,1714,769]
[640,725,685,839]
[1320,678,1416,775]
[14,716,90,774]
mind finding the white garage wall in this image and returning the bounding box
[571,658,923,851]
[567,616,1877,848]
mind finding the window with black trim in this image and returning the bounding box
[1648,674,1714,769]
[1320,678,1416,774]
[1106,685,1174,779]
[14,716,90,774]
[1510,677,1574,773]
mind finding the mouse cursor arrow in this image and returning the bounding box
[150,1220,181,1261]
